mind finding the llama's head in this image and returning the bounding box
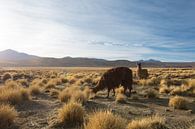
[136,62,142,68]
[90,79,104,94]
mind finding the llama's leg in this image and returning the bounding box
[112,88,115,96]
[124,87,127,96]
[128,86,132,97]
[106,89,110,98]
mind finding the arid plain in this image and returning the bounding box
[0,67,195,129]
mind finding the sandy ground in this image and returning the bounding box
[10,85,195,129]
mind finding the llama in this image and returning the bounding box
[136,63,149,79]
[91,67,133,98]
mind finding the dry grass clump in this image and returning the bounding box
[115,93,126,103]
[159,85,170,94]
[127,115,167,129]
[5,80,19,88]
[83,86,93,99]
[84,111,126,129]
[45,80,56,89]
[2,73,12,82]
[59,90,72,103]
[115,86,125,94]
[59,86,89,104]
[49,89,59,97]
[29,85,41,95]
[0,104,18,129]
[71,90,87,104]
[31,79,45,87]
[188,79,195,88]
[17,79,29,87]
[138,77,161,86]
[169,96,188,109]
[58,102,85,127]
[0,84,30,104]
[145,89,159,98]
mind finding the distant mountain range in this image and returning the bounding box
[0,49,194,68]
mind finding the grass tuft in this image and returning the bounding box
[84,111,126,129]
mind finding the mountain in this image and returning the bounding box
[0,49,194,68]
[138,59,161,63]
[0,49,38,61]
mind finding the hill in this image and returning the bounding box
[0,49,195,67]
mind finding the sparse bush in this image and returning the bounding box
[17,79,28,87]
[169,96,188,109]
[83,86,92,99]
[0,84,30,104]
[145,89,159,98]
[59,88,72,102]
[45,80,55,89]
[29,85,41,95]
[0,104,17,129]
[115,93,126,103]
[58,102,85,127]
[159,85,170,94]
[2,73,12,82]
[50,89,59,97]
[59,86,89,104]
[71,91,87,104]
[127,115,168,129]
[115,87,125,94]
[19,88,30,100]
[84,111,126,129]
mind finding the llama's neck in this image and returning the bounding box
[137,65,142,70]
[92,81,104,93]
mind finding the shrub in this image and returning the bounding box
[83,86,92,99]
[59,88,72,103]
[159,85,170,94]
[115,93,126,103]
[0,104,17,128]
[115,87,125,94]
[59,86,89,104]
[17,79,28,87]
[84,111,126,129]
[145,89,159,98]
[71,91,87,104]
[29,85,41,95]
[0,85,30,104]
[127,115,168,129]
[58,102,85,127]
[2,73,12,82]
[169,96,188,109]
[19,88,30,101]
[50,89,59,97]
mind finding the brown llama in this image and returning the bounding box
[136,63,149,79]
[91,67,133,98]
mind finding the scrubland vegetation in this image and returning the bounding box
[0,67,194,129]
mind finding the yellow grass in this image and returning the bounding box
[0,104,18,128]
[58,102,85,127]
[127,115,166,129]
[0,84,30,104]
[169,96,188,109]
[29,85,41,95]
[85,111,126,129]
[115,93,126,103]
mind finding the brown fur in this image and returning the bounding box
[136,63,149,79]
[91,67,133,98]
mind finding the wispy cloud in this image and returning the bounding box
[0,0,195,61]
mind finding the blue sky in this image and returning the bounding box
[0,0,195,61]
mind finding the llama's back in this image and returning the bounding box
[102,67,132,88]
